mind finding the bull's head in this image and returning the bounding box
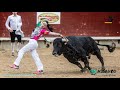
[52,37,68,57]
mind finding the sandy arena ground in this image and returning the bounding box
[0,47,120,78]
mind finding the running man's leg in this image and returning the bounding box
[31,49,43,71]
[13,40,34,66]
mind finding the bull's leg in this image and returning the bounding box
[86,53,91,59]
[81,56,97,75]
[87,54,91,59]
[70,61,85,73]
[82,57,91,71]
[95,50,105,71]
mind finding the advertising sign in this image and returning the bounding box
[37,12,61,24]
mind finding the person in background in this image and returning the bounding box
[5,12,24,56]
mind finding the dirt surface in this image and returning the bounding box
[0,47,120,78]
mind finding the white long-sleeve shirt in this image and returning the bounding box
[5,14,22,31]
[5,14,24,37]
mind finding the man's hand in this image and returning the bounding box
[59,34,63,38]
[9,28,13,32]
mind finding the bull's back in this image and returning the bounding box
[66,36,99,52]
[66,36,94,46]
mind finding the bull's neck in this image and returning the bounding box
[62,44,68,52]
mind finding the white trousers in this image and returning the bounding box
[14,39,43,71]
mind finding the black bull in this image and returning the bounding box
[52,36,116,74]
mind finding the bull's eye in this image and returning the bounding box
[57,43,62,47]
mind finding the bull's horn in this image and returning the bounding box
[62,37,69,42]
[62,38,67,42]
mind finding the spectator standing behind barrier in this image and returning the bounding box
[5,12,24,56]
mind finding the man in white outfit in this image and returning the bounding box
[10,19,63,75]
[5,12,24,56]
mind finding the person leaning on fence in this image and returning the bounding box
[10,19,63,75]
[5,12,24,56]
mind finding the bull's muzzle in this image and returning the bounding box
[52,51,59,57]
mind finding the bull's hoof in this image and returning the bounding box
[81,69,87,73]
[90,69,97,75]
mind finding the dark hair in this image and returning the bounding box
[45,21,53,32]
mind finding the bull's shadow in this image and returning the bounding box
[47,69,85,75]
[52,36,116,75]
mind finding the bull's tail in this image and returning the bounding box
[97,42,116,52]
